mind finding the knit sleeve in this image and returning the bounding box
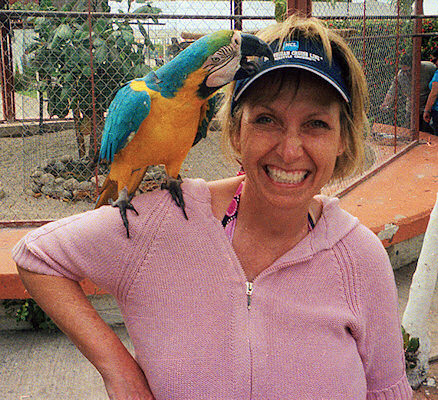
[346,225,413,399]
[11,193,167,298]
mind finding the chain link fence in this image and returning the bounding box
[0,1,436,222]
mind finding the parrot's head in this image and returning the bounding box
[155,30,273,99]
[189,30,274,98]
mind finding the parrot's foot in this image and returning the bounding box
[161,176,188,220]
[109,187,139,238]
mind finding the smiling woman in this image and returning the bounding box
[13,14,412,400]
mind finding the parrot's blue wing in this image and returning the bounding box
[193,95,218,146]
[100,83,152,162]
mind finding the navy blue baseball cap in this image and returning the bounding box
[231,37,351,112]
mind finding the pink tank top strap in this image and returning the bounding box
[221,181,243,241]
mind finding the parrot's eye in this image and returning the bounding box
[210,55,221,63]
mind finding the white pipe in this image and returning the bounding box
[402,193,438,388]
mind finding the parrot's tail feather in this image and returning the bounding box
[95,177,118,209]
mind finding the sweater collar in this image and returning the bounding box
[182,178,360,265]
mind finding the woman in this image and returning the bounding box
[423,49,438,135]
[13,15,412,399]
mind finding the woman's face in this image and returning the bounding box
[236,71,344,210]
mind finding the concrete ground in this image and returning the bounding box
[1,261,438,400]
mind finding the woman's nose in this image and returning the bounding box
[276,132,304,162]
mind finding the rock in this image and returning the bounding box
[90,175,106,187]
[426,377,436,387]
[62,190,73,199]
[30,169,43,179]
[54,177,65,185]
[78,181,92,191]
[40,173,55,186]
[146,166,166,181]
[73,189,93,201]
[41,182,66,198]
[41,184,55,196]
[54,160,66,172]
[30,182,42,193]
[60,155,74,163]
[63,178,79,191]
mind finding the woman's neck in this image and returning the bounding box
[237,181,313,241]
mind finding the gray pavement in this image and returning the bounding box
[1,262,437,399]
[0,326,131,400]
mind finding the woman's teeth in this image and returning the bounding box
[266,166,308,184]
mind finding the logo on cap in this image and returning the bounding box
[283,41,299,52]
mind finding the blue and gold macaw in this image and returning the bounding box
[96,30,273,237]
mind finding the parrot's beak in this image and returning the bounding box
[240,33,274,61]
[235,33,274,80]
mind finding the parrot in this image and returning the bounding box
[96,30,274,237]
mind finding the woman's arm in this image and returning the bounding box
[17,267,154,400]
[423,81,438,123]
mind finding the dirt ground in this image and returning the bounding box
[414,363,438,399]
[0,126,237,221]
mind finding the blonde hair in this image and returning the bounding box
[219,14,369,180]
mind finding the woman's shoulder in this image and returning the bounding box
[207,176,245,221]
[317,195,385,255]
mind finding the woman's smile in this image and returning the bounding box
[264,165,309,186]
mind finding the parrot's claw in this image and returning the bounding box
[161,176,188,220]
[109,188,139,238]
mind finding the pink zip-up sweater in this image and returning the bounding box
[12,178,412,399]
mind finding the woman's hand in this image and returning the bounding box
[423,110,431,123]
[103,366,155,400]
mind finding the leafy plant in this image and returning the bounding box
[22,0,160,159]
[402,326,420,370]
[421,18,438,60]
[2,299,58,331]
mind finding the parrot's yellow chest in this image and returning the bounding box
[120,70,209,170]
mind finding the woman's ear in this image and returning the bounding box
[337,130,347,157]
[230,129,242,154]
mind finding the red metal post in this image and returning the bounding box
[0,0,16,121]
[393,0,401,154]
[287,0,312,17]
[411,0,423,140]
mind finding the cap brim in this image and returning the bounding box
[234,63,351,104]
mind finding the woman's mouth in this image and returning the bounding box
[265,166,309,185]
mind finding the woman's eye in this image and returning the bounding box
[255,115,274,124]
[308,120,330,129]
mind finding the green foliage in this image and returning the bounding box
[402,326,420,370]
[390,0,414,16]
[421,18,438,60]
[25,5,158,118]
[273,0,287,23]
[21,0,160,158]
[2,299,58,331]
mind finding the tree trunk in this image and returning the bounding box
[402,194,438,388]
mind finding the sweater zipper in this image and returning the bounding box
[246,281,254,310]
[245,281,254,399]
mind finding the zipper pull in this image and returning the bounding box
[246,281,254,310]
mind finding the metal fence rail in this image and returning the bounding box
[0,2,436,222]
